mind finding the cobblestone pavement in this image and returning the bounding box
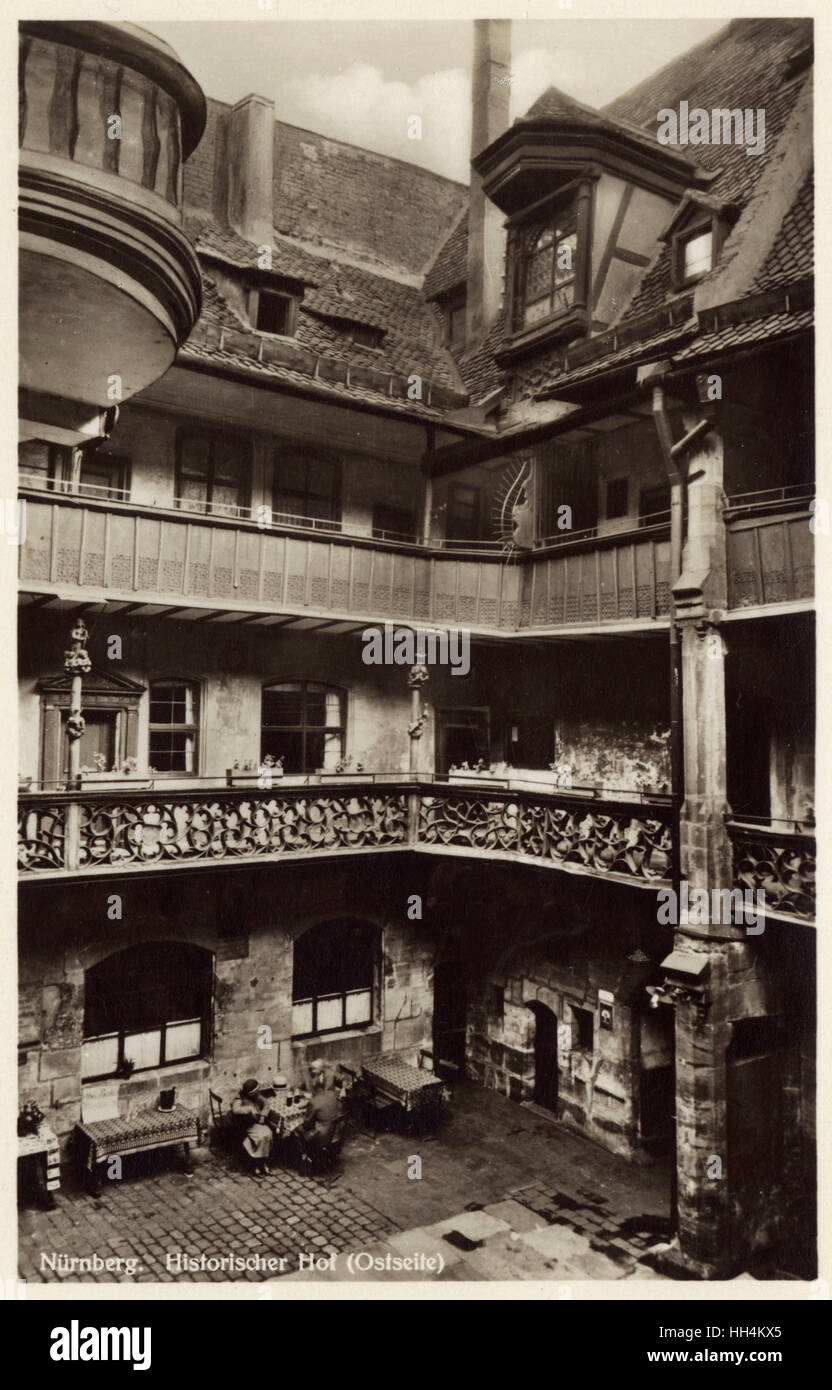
[19,1083,672,1285]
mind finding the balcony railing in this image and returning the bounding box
[18,487,674,632]
[726,816,815,922]
[18,778,674,889]
[725,491,814,608]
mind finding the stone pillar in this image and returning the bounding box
[671,422,739,1275]
[228,94,275,246]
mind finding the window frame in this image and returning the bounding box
[291,920,378,1040]
[260,679,347,774]
[504,178,594,351]
[248,286,299,338]
[175,427,252,518]
[272,446,342,531]
[148,677,201,777]
[82,944,213,1083]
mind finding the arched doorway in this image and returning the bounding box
[527,1001,558,1111]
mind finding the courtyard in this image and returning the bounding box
[19,1083,672,1285]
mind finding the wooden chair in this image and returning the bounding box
[209,1090,236,1152]
[296,1110,351,1178]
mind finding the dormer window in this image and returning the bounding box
[666,195,738,290]
[498,181,594,362]
[250,287,298,337]
[351,323,384,350]
[520,220,578,328]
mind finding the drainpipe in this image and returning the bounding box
[651,385,713,893]
[651,383,713,1244]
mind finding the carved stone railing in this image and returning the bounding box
[19,780,674,889]
[727,819,816,922]
[419,790,673,882]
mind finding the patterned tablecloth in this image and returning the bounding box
[361,1056,444,1112]
[263,1091,310,1138]
[76,1103,199,1169]
[18,1125,61,1191]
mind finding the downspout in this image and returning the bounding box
[651,383,713,1243]
[651,385,713,893]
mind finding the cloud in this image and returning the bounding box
[284,62,471,182]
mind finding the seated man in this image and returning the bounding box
[298,1071,344,1164]
[231,1079,273,1178]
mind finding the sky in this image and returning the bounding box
[153,19,727,183]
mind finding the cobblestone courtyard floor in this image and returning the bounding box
[19,1083,672,1285]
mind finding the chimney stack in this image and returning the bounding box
[466,19,511,348]
[227,93,275,245]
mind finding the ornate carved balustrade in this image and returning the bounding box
[19,779,674,890]
[727,819,816,922]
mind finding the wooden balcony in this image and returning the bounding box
[18,777,674,891]
[726,816,815,924]
[725,491,814,611]
[18,489,675,634]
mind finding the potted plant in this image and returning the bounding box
[18,1101,45,1137]
[448,760,507,785]
[318,757,366,783]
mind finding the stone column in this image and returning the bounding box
[671,422,740,1274]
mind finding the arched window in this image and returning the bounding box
[148,679,200,773]
[292,920,377,1038]
[261,681,345,773]
[82,942,212,1081]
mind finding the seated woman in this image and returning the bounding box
[231,1078,274,1178]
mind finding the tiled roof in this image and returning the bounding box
[671,308,813,361]
[179,332,463,423]
[751,172,813,293]
[190,218,465,394]
[423,213,468,301]
[537,321,696,393]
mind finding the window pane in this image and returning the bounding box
[82,1034,119,1080]
[554,232,577,284]
[262,687,304,726]
[305,689,327,726]
[260,730,303,772]
[305,732,325,771]
[316,995,343,1032]
[345,989,372,1025]
[526,249,553,301]
[123,1029,162,1071]
[292,1001,314,1035]
[179,437,210,480]
[165,1019,202,1062]
[524,297,553,327]
[684,230,713,279]
[149,732,194,773]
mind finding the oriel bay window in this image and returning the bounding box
[148,679,200,773]
[503,181,593,353]
[176,430,251,517]
[518,219,578,328]
[260,681,345,773]
[292,920,377,1037]
[82,943,212,1081]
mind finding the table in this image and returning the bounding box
[18,1125,60,1204]
[262,1090,310,1140]
[361,1056,444,1114]
[75,1103,200,1194]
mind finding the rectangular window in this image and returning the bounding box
[256,290,294,336]
[446,483,483,541]
[639,483,671,526]
[372,504,416,542]
[273,450,341,529]
[292,921,376,1038]
[682,228,713,281]
[18,440,61,490]
[176,431,251,517]
[571,1006,594,1052]
[605,477,629,521]
[148,680,199,774]
[521,220,577,329]
[82,944,210,1080]
[78,453,130,502]
[352,324,384,349]
[261,681,345,774]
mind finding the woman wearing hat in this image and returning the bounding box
[231,1079,273,1177]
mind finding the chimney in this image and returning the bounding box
[227,93,275,245]
[466,19,511,348]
